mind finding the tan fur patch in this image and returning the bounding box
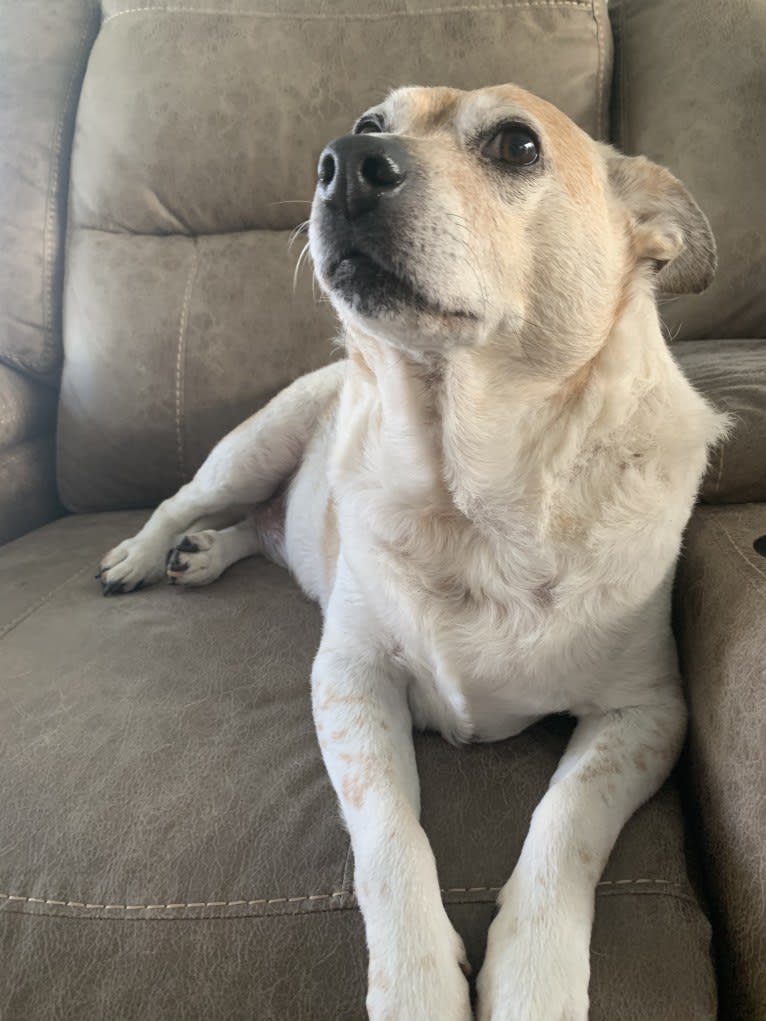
[400,86,462,133]
[484,84,602,206]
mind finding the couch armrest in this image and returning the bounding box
[0,364,62,544]
[674,504,766,1020]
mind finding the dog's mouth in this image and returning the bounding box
[325,245,477,322]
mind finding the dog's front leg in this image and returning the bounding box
[313,568,472,1021]
[477,684,686,1021]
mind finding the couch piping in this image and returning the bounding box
[103,2,593,28]
[0,879,687,914]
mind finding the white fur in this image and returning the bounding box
[99,85,728,1021]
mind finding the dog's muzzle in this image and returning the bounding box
[311,134,473,322]
[316,134,411,221]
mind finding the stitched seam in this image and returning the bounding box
[590,0,604,140]
[103,2,591,26]
[40,13,97,372]
[716,523,766,588]
[0,565,90,641]
[0,879,685,912]
[174,242,199,485]
[594,889,700,906]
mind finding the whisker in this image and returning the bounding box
[292,240,312,293]
[288,220,310,252]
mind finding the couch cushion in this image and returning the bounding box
[0,362,62,545]
[610,0,766,342]
[0,437,61,547]
[0,0,99,378]
[674,340,766,504]
[0,512,717,1020]
[0,364,56,454]
[57,0,613,511]
[675,503,766,1021]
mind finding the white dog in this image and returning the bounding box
[98,85,727,1021]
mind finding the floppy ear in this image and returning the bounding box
[606,151,716,295]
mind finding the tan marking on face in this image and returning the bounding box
[482,84,602,207]
[402,86,462,133]
[330,729,348,741]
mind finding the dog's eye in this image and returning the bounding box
[354,117,384,135]
[483,125,540,167]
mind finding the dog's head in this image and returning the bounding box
[309,84,715,372]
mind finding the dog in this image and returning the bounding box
[97,84,728,1021]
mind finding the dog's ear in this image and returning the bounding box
[605,151,716,295]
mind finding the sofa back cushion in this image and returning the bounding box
[0,0,99,379]
[611,0,766,342]
[57,0,612,511]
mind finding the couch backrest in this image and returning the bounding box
[56,0,612,511]
[0,0,99,381]
[611,0,766,342]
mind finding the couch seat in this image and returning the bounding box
[0,512,717,1020]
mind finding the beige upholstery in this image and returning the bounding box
[0,512,717,1021]
[675,503,766,1021]
[0,0,765,1018]
[611,0,766,342]
[0,365,61,545]
[0,0,99,378]
[57,0,612,511]
[674,341,766,504]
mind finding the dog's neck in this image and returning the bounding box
[342,280,686,534]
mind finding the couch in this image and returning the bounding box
[1,1,764,1018]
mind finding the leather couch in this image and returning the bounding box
[1,1,764,1018]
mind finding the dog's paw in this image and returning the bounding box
[97,536,168,595]
[166,531,224,587]
[476,889,590,1021]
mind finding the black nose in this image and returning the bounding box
[316,134,411,220]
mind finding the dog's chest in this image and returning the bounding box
[333,431,580,740]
